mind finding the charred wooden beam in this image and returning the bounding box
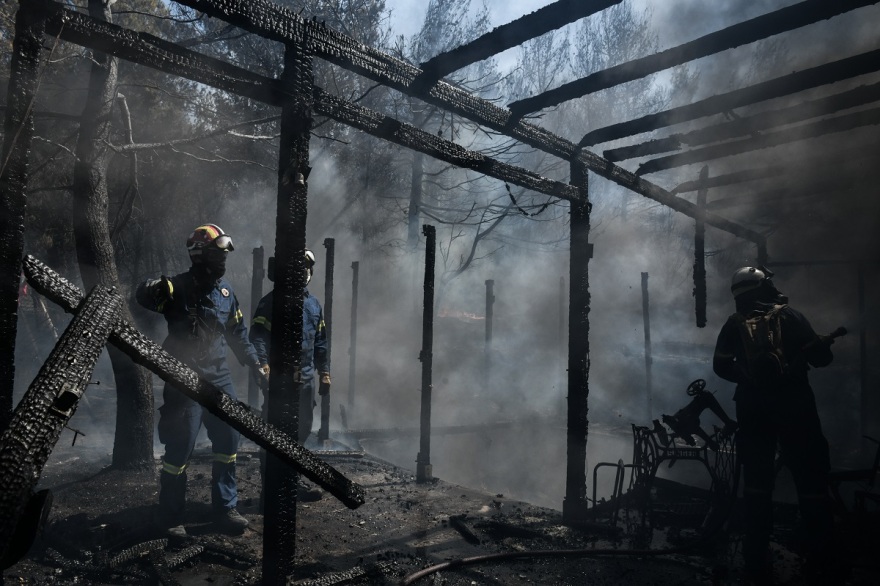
[670,142,880,193]
[313,88,579,201]
[563,162,591,523]
[0,284,120,569]
[416,0,620,86]
[1,0,49,432]
[318,238,335,442]
[605,81,880,162]
[263,41,314,584]
[636,105,880,175]
[693,167,708,328]
[21,255,366,510]
[173,0,762,244]
[416,224,437,484]
[582,48,880,147]
[508,0,879,118]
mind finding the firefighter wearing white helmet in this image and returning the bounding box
[249,249,329,502]
[713,265,842,583]
[136,223,261,537]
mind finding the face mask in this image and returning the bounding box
[194,248,227,279]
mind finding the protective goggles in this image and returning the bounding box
[213,234,234,251]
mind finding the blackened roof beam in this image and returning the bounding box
[508,0,879,119]
[670,141,880,194]
[414,0,621,89]
[606,80,880,162]
[172,0,764,244]
[636,105,880,175]
[581,48,880,147]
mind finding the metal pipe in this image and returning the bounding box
[318,238,335,442]
[416,225,436,483]
[248,245,264,408]
[347,261,359,410]
[641,272,653,422]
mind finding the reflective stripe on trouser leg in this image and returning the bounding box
[159,461,188,519]
[212,453,238,511]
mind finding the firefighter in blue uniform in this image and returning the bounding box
[137,224,264,537]
[713,266,839,585]
[250,250,330,500]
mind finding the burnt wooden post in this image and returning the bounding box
[563,161,591,522]
[694,165,709,328]
[858,263,869,443]
[416,224,436,483]
[641,272,653,422]
[0,0,48,432]
[263,42,313,584]
[318,238,335,442]
[484,279,495,394]
[559,275,566,413]
[347,260,359,410]
[248,246,264,408]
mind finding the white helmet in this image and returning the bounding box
[730,266,772,298]
[267,249,316,285]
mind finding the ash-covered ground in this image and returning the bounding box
[3,434,879,585]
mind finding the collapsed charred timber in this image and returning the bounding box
[415,0,621,88]
[581,47,880,147]
[0,284,120,568]
[21,255,365,510]
[636,105,880,175]
[508,0,877,118]
[604,80,880,162]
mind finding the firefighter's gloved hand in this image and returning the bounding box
[251,362,270,388]
[318,372,331,396]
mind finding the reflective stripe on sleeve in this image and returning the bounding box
[253,316,271,331]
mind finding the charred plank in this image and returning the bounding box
[21,255,365,510]
[636,105,880,175]
[0,284,120,568]
[510,0,879,117]
[582,47,880,147]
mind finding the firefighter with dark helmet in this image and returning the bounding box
[713,265,842,584]
[137,223,264,538]
[250,249,329,501]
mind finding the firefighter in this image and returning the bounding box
[250,250,330,501]
[137,224,264,537]
[713,266,839,585]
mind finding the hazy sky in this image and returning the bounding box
[383,0,556,39]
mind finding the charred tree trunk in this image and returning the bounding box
[0,0,48,433]
[71,0,152,470]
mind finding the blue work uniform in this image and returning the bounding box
[137,269,260,519]
[249,289,329,442]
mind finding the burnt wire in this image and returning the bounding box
[505,183,552,217]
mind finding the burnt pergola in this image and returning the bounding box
[2,0,878,582]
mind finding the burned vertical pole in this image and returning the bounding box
[263,41,313,584]
[559,275,566,414]
[563,161,591,523]
[484,279,494,395]
[858,263,869,442]
[416,224,436,483]
[641,272,653,422]
[0,0,48,432]
[347,261,359,410]
[248,246,264,408]
[694,165,708,328]
[318,238,335,442]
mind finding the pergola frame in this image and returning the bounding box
[2,0,878,581]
